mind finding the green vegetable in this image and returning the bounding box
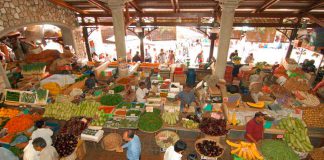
[144,108,161,115]
[119,119,138,128]
[138,111,163,132]
[100,94,123,106]
[22,63,46,73]
[133,103,145,109]
[36,89,48,101]
[126,110,141,116]
[21,92,36,103]
[260,139,299,160]
[9,146,23,157]
[117,102,132,109]
[6,91,20,102]
[113,85,125,93]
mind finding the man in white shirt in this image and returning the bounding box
[164,140,187,160]
[24,137,59,160]
[136,82,149,103]
[31,120,53,146]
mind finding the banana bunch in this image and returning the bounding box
[182,119,199,129]
[226,140,263,160]
[162,111,179,125]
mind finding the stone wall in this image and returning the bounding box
[0,0,86,58]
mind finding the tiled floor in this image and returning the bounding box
[84,129,232,160]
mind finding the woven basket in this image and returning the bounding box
[101,133,122,151]
[195,137,224,159]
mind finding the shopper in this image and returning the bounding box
[31,120,53,146]
[245,53,254,64]
[85,73,98,90]
[121,130,141,160]
[195,50,204,64]
[0,145,19,160]
[158,49,166,64]
[176,85,200,112]
[24,137,59,160]
[136,82,149,103]
[132,51,142,62]
[127,49,132,62]
[245,112,265,143]
[168,50,175,64]
[144,49,152,63]
[229,50,239,60]
[164,140,187,160]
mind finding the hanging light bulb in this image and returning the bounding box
[134,21,142,33]
[210,21,220,33]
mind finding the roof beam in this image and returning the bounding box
[88,0,110,14]
[306,13,324,27]
[302,1,324,13]
[129,1,143,13]
[171,0,176,13]
[254,0,280,13]
[48,0,86,14]
[175,0,180,13]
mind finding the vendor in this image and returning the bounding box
[24,137,59,160]
[136,82,149,103]
[164,140,187,160]
[85,73,98,90]
[176,85,199,112]
[31,120,53,147]
[120,130,141,160]
[245,112,265,143]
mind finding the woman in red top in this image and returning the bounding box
[245,112,265,143]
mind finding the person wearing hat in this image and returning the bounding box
[245,112,265,143]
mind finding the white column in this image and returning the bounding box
[215,0,240,79]
[107,0,128,58]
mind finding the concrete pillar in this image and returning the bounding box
[108,0,127,58]
[215,0,240,79]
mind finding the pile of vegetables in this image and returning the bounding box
[196,140,224,157]
[0,108,20,118]
[60,117,90,136]
[260,139,299,160]
[4,114,35,134]
[35,89,48,102]
[54,134,78,157]
[302,107,324,128]
[5,91,20,102]
[91,110,108,126]
[155,130,179,149]
[199,118,228,136]
[112,85,125,93]
[117,102,133,109]
[119,119,138,129]
[43,101,100,120]
[126,110,142,117]
[278,117,313,152]
[162,111,179,126]
[100,94,123,106]
[22,62,46,74]
[226,140,263,160]
[182,119,199,129]
[20,92,36,104]
[138,110,163,133]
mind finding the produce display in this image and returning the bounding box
[54,134,78,157]
[295,91,320,107]
[60,117,89,136]
[20,92,37,104]
[260,139,299,160]
[199,118,228,136]
[99,106,115,114]
[195,139,224,157]
[126,110,142,117]
[36,89,48,103]
[112,85,125,93]
[102,133,122,151]
[91,110,108,126]
[133,103,145,109]
[162,111,179,126]
[0,108,20,118]
[104,119,119,129]
[5,91,20,102]
[284,77,309,92]
[100,94,123,106]
[155,130,179,149]
[114,109,127,117]
[43,101,100,120]
[82,129,99,136]
[138,111,163,133]
[4,114,35,134]
[22,62,46,74]
[278,117,313,152]
[119,118,138,129]
[182,119,199,129]
[226,140,263,160]
[302,107,324,128]
[117,102,133,109]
